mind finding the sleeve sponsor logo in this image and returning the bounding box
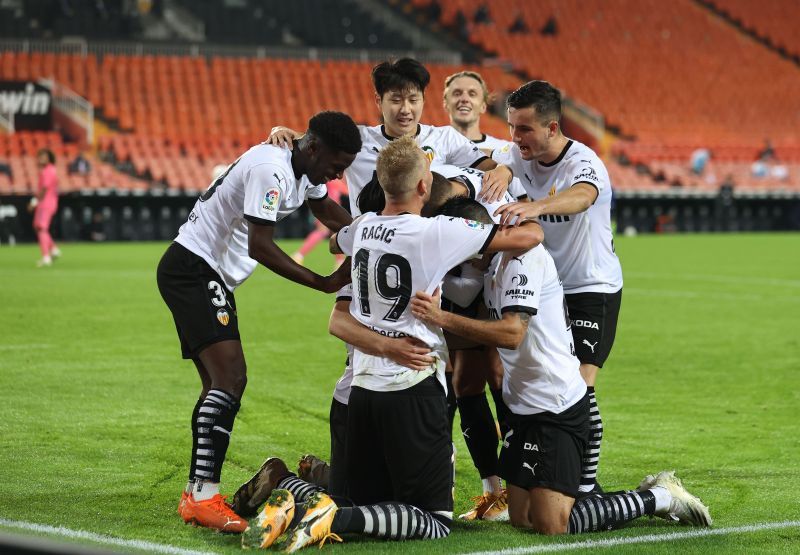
[511,274,528,286]
[261,187,280,214]
[504,287,535,299]
[574,166,599,182]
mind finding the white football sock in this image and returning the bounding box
[192,480,220,501]
[650,486,672,513]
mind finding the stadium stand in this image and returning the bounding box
[175,0,414,49]
[702,0,800,61]
[409,0,800,168]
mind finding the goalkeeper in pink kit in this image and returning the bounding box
[30,148,61,267]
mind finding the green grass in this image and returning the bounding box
[1,233,799,554]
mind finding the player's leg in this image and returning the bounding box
[33,207,54,266]
[453,347,506,520]
[566,290,622,495]
[156,242,247,532]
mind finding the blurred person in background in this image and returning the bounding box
[29,148,61,267]
[291,177,348,269]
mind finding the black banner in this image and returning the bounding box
[0,81,52,130]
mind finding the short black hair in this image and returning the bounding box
[506,80,562,123]
[437,196,493,224]
[308,111,362,155]
[372,58,431,97]
[37,148,56,164]
[422,172,465,217]
[357,178,386,214]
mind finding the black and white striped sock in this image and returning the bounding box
[187,397,203,483]
[579,387,603,491]
[193,388,239,484]
[568,490,655,533]
[333,503,451,540]
[277,475,327,504]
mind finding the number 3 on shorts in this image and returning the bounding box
[208,281,227,307]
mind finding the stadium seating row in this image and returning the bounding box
[706,0,800,59]
[0,52,519,140]
[411,0,800,158]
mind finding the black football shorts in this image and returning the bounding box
[498,394,589,497]
[565,289,622,367]
[157,242,240,359]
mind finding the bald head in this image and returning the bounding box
[376,135,428,199]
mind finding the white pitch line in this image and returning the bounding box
[460,520,800,555]
[0,518,219,555]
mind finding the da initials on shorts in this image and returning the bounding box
[524,442,539,451]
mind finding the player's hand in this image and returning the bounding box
[410,288,443,326]
[380,336,435,371]
[266,126,300,149]
[479,164,512,203]
[494,201,542,228]
[27,197,38,213]
[323,257,351,292]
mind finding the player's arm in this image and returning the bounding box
[484,220,544,253]
[308,196,352,232]
[329,300,435,371]
[411,290,528,350]
[248,223,350,293]
[494,183,597,227]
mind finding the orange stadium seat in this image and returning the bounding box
[416,0,800,170]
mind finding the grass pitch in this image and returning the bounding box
[1,233,799,554]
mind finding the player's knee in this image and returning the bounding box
[453,367,486,396]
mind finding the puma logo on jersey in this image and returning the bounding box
[523,462,538,476]
[273,173,286,186]
[583,339,599,353]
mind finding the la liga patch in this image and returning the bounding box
[261,187,280,215]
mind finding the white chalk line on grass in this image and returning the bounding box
[460,520,800,555]
[0,518,218,555]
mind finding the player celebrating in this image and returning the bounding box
[411,198,711,535]
[268,58,515,217]
[443,70,512,154]
[156,111,360,533]
[492,81,622,495]
[238,136,543,550]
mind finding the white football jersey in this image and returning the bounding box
[345,124,488,215]
[484,248,587,415]
[493,140,622,294]
[176,144,327,291]
[431,163,518,307]
[336,212,497,392]
[472,133,511,153]
[332,284,355,405]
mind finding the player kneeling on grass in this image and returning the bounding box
[233,136,545,550]
[410,197,712,535]
[156,111,360,533]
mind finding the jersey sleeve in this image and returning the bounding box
[567,154,607,196]
[335,218,360,256]
[243,163,290,225]
[335,284,353,303]
[443,128,489,168]
[492,143,525,178]
[497,253,543,316]
[423,216,497,292]
[306,180,328,200]
[442,262,484,307]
